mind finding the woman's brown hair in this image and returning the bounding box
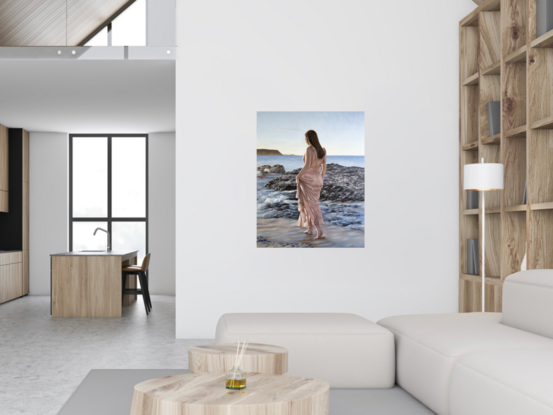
[305,130,325,159]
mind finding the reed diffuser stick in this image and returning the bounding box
[232,342,248,380]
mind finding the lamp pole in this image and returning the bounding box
[481,158,485,312]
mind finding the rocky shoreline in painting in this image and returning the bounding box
[264,163,364,202]
[257,163,365,242]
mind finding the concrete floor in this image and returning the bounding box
[0,295,210,415]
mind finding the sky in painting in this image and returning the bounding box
[257,112,365,156]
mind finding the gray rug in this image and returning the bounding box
[57,369,435,415]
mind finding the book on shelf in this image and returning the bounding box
[467,190,478,209]
[523,180,527,205]
[537,0,553,38]
[467,239,479,275]
[487,102,500,137]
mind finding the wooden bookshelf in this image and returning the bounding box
[459,0,543,313]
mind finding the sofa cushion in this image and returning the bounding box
[378,313,553,415]
[216,313,395,388]
[503,270,553,340]
[450,350,553,415]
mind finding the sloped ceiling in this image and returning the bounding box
[473,0,485,4]
[0,0,135,46]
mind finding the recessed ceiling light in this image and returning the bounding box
[72,50,76,55]
[167,50,171,55]
[57,50,62,55]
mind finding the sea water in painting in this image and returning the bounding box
[257,111,364,248]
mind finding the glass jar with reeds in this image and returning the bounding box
[226,342,248,390]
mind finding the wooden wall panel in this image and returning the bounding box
[529,0,537,42]
[461,27,480,80]
[484,213,501,277]
[503,137,526,206]
[528,49,553,123]
[502,63,527,131]
[528,210,553,269]
[480,12,502,70]
[462,86,480,146]
[528,131,553,204]
[501,211,526,278]
[501,0,527,56]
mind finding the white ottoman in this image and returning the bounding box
[215,313,395,388]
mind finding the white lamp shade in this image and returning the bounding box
[464,163,504,191]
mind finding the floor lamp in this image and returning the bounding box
[464,158,504,312]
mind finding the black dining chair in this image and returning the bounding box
[122,253,152,315]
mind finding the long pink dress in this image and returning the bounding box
[296,146,327,227]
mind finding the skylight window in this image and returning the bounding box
[85,0,146,47]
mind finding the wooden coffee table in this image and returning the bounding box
[130,372,329,415]
[188,343,288,374]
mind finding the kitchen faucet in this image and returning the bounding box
[93,228,111,252]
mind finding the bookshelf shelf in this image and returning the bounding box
[463,141,479,151]
[531,30,553,49]
[459,0,542,313]
[460,273,502,286]
[482,61,501,75]
[530,202,553,211]
[505,45,527,63]
[530,116,553,130]
[504,204,527,212]
[482,134,500,145]
[463,72,480,86]
[505,125,527,138]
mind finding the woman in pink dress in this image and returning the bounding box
[296,130,327,239]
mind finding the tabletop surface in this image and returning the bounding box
[189,343,288,356]
[56,369,435,415]
[51,251,138,257]
[133,372,329,406]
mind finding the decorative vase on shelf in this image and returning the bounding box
[226,367,246,390]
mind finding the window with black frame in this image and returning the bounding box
[69,135,148,263]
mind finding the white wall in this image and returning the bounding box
[147,0,175,46]
[29,132,176,296]
[29,132,68,295]
[149,132,176,295]
[175,0,476,338]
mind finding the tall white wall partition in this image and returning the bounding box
[175,0,476,338]
[29,132,68,296]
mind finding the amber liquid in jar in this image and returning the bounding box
[226,367,246,390]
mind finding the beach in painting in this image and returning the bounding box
[257,155,364,248]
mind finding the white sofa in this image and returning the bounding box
[215,313,395,388]
[379,270,553,415]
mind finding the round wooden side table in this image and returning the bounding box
[130,372,329,415]
[188,343,288,374]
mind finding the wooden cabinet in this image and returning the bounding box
[0,124,8,213]
[0,128,30,302]
[0,260,23,304]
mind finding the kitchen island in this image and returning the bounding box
[50,251,138,317]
